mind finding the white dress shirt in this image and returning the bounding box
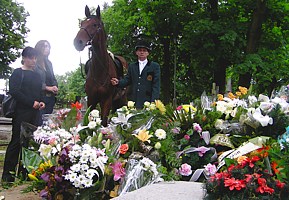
[139,59,148,75]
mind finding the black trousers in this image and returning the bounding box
[2,108,39,181]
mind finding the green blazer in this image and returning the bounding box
[118,60,160,108]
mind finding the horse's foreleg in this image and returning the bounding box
[100,98,113,127]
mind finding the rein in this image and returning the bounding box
[80,24,113,88]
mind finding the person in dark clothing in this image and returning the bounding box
[34,40,58,122]
[111,40,161,108]
[2,47,45,182]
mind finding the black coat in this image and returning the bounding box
[118,60,160,108]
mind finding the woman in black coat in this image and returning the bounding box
[2,47,45,182]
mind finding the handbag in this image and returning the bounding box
[2,71,24,118]
[2,94,17,118]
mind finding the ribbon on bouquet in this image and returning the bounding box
[132,117,154,135]
[216,136,270,170]
[176,147,217,162]
[176,146,218,182]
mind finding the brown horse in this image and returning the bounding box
[74,5,127,126]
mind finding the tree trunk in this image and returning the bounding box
[238,0,267,88]
[209,0,227,93]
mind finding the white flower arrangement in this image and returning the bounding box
[33,127,79,159]
[65,143,108,188]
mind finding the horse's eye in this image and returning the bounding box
[94,24,98,28]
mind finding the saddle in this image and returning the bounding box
[84,51,127,79]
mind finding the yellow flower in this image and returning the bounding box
[182,105,197,113]
[133,129,153,143]
[217,94,224,101]
[235,91,241,97]
[228,92,236,100]
[155,100,166,114]
[239,86,248,95]
[237,155,248,164]
[28,174,39,181]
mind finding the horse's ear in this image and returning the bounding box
[96,5,101,18]
[85,5,91,18]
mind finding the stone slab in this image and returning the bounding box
[113,181,205,200]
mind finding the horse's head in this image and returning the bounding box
[74,5,104,51]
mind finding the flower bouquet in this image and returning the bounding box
[205,137,289,200]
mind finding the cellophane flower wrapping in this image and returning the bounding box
[117,157,163,196]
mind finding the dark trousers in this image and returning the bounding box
[2,109,38,181]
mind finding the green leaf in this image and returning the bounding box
[22,147,44,174]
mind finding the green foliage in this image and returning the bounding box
[101,0,289,103]
[0,0,29,78]
[55,66,86,106]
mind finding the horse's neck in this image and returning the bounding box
[90,36,116,80]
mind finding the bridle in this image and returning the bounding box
[80,18,113,87]
[80,17,102,46]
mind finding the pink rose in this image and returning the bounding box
[184,134,190,141]
[179,163,192,176]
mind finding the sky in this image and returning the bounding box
[11,0,113,76]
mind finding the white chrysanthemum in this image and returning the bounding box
[65,171,77,182]
[85,169,98,179]
[78,174,86,184]
[83,178,93,188]
[154,129,166,140]
[71,163,81,172]
[72,178,81,188]
[79,156,89,163]
[81,164,89,171]
[95,118,102,125]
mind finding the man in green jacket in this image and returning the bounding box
[111,40,160,108]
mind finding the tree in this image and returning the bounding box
[55,66,86,107]
[0,0,29,78]
[102,0,289,103]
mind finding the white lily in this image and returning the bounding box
[258,94,270,102]
[253,108,273,127]
[111,112,133,125]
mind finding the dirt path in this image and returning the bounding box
[0,184,40,200]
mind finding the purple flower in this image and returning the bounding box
[179,163,192,176]
[171,127,180,134]
[195,146,210,157]
[39,189,49,198]
[40,172,50,182]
